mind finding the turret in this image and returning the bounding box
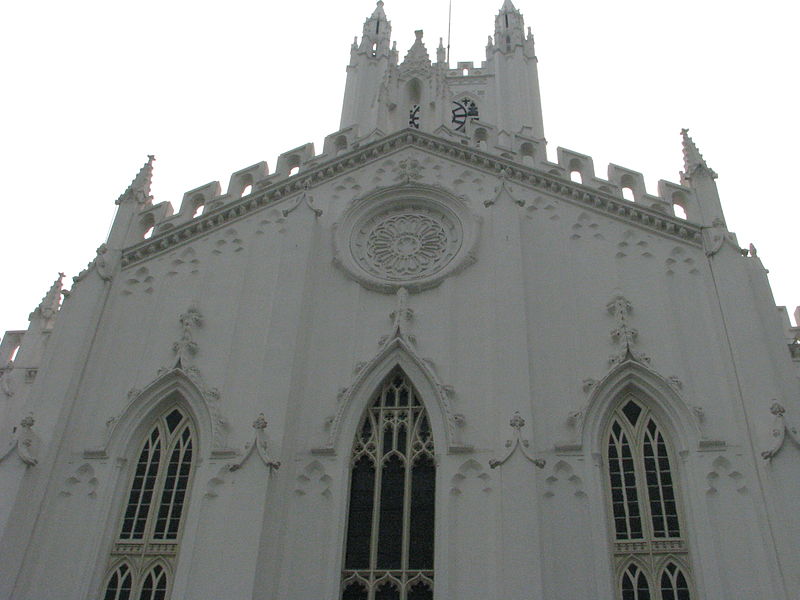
[106,155,161,249]
[340,2,396,133]
[680,129,726,227]
[485,0,545,139]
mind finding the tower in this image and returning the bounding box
[0,3,798,600]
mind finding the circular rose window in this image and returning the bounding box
[333,185,478,292]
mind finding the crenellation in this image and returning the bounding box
[274,142,316,178]
[607,163,647,202]
[323,126,360,157]
[0,331,24,365]
[226,162,269,199]
[657,180,696,220]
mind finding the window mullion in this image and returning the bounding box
[368,406,384,580]
[634,419,655,569]
[400,410,413,578]
[143,423,170,548]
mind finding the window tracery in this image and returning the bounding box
[341,368,435,600]
[102,407,194,600]
[605,397,693,600]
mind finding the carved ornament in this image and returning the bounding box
[229,414,281,472]
[0,413,38,467]
[761,402,800,461]
[489,412,545,469]
[333,182,479,293]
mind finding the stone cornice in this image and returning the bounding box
[121,129,702,268]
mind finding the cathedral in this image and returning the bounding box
[1,1,798,598]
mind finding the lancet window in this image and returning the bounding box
[605,397,693,600]
[101,407,195,600]
[341,368,435,600]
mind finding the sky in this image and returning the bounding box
[1,0,798,337]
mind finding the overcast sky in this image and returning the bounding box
[2,0,798,337]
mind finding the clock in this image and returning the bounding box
[451,98,479,131]
[453,98,478,131]
[408,104,420,129]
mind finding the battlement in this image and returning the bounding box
[121,123,701,251]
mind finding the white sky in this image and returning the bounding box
[1,0,798,336]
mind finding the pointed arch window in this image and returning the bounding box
[341,368,435,600]
[102,407,195,600]
[604,397,694,600]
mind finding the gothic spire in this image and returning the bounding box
[29,273,64,322]
[401,30,431,70]
[494,0,526,53]
[116,155,155,205]
[359,0,392,56]
[680,129,717,181]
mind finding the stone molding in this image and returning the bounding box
[332,183,479,293]
[120,130,703,268]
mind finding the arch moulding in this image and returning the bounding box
[83,367,236,461]
[568,360,712,457]
[313,336,471,456]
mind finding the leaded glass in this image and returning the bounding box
[341,368,435,599]
[102,406,194,600]
[605,397,693,600]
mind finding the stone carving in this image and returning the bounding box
[616,230,654,260]
[607,295,650,366]
[212,228,244,254]
[0,362,14,398]
[570,212,604,241]
[395,155,425,184]
[524,195,560,221]
[282,181,322,218]
[543,460,585,499]
[706,455,747,495]
[255,208,288,234]
[703,218,735,257]
[484,168,522,207]
[59,463,98,498]
[0,414,38,467]
[74,246,112,283]
[317,287,468,454]
[333,184,479,293]
[354,208,458,283]
[761,402,799,461]
[450,459,491,495]
[122,266,155,295]
[489,412,546,469]
[294,460,332,498]
[166,247,200,277]
[665,246,699,276]
[171,308,202,370]
[229,414,281,472]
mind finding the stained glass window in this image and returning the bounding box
[102,407,194,600]
[341,369,435,599]
[605,397,693,600]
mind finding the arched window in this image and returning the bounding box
[341,368,435,600]
[102,407,195,600]
[604,396,693,600]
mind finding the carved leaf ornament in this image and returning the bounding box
[333,183,479,293]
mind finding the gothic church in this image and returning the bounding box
[1,2,798,599]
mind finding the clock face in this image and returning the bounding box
[409,104,420,129]
[451,98,479,131]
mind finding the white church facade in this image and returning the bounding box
[1,2,798,598]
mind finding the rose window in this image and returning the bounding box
[351,206,461,282]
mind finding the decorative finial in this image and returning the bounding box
[680,128,717,181]
[116,155,156,205]
[30,273,64,322]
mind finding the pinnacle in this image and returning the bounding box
[117,155,155,205]
[372,0,386,19]
[680,128,717,180]
[30,272,64,321]
[501,0,517,11]
[402,29,430,66]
